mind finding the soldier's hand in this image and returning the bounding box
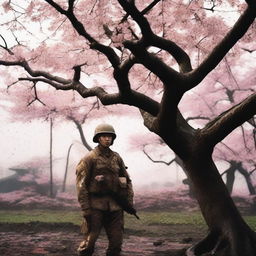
[81,210,92,234]
[84,215,91,226]
[82,209,92,227]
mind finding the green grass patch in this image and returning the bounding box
[0,210,255,236]
[0,210,82,225]
[131,212,205,226]
[124,211,207,237]
[0,210,205,225]
[244,216,256,231]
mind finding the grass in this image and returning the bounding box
[0,210,205,225]
[0,210,255,237]
[124,211,208,237]
[244,215,256,231]
[0,209,82,225]
[0,209,207,237]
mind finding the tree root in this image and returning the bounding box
[186,230,227,256]
[186,229,256,256]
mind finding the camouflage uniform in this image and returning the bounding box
[76,145,134,256]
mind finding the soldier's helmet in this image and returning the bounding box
[93,123,116,144]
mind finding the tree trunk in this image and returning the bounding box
[182,153,256,256]
[49,118,54,198]
[222,161,255,195]
[143,106,256,255]
[226,168,235,195]
[62,143,73,192]
[237,163,256,195]
[71,119,92,151]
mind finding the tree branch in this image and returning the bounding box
[139,109,159,133]
[42,0,178,118]
[219,141,239,157]
[120,0,162,23]
[27,82,46,106]
[143,145,176,165]
[186,5,256,89]
[90,42,120,68]
[44,0,67,14]
[245,0,256,6]
[0,58,160,115]
[68,0,76,12]
[75,81,160,116]
[117,0,153,39]
[201,93,256,148]
[73,63,87,82]
[119,0,192,76]
[124,40,182,86]
[151,35,192,74]
[220,165,233,177]
[0,59,72,84]
[0,35,14,55]
[249,166,256,175]
[111,55,160,116]
[186,116,210,123]
[45,0,121,68]
[18,77,73,90]
[68,117,92,151]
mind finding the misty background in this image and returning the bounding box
[0,1,254,198]
[0,108,250,195]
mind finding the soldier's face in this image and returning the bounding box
[98,134,113,148]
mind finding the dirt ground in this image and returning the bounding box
[0,222,201,256]
[1,190,253,256]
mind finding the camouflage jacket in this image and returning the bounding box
[76,145,134,212]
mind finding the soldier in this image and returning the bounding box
[76,123,135,256]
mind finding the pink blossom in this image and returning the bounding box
[18,173,35,182]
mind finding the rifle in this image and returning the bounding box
[109,191,140,220]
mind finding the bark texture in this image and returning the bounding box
[161,131,256,256]
[1,1,256,256]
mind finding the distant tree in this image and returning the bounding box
[221,160,255,194]
[49,117,54,197]
[0,157,78,208]
[138,125,256,196]
[62,142,73,192]
[183,67,256,195]
[1,1,256,255]
[141,142,195,197]
[0,87,67,197]
[1,85,135,192]
[5,156,58,197]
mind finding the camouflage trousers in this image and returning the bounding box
[77,209,124,256]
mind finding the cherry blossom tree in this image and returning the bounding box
[0,157,78,208]
[1,88,95,194]
[1,0,256,255]
[221,160,255,194]
[1,83,136,192]
[181,61,256,195]
[134,117,256,196]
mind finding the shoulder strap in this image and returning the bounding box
[116,153,127,177]
[84,149,97,187]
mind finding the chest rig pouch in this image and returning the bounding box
[88,152,126,195]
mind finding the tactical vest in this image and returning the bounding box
[87,149,127,195]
